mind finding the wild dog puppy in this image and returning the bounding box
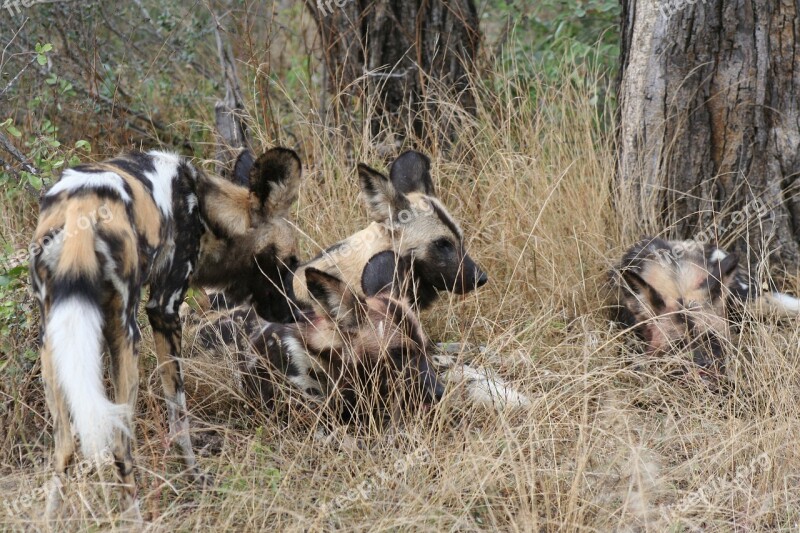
[194,268,445,426]
[289,151,488,311]
[610,236,800,377]
[29,147,301,517]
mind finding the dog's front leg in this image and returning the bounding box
[146,300,208,484]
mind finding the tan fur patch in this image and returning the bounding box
[293,222,394,303]
[53,198,102,276]
[204,174,252,234]
[97,163,162,248]
[633,251,731,352]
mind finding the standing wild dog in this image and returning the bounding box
[29,147,301,517]
[194,268,445,425]
[289,151,488,311]
[610,237,800,377]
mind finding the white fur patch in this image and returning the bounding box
[186,193,198,213]
[283,336,327,394]
[47,297,129,456]
[145,151,181,217]
[762,292,800,316]
[166,289,185,316]
[47,170,132,203]
[709,248,728,262]
[38,231,65,271]
[432,354,531,410]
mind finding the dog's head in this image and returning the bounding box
[615,237,741,373]
[357,151,488,308]
[304,267,445,408]
[194,147,301,322]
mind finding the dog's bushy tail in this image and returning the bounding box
[45,206,128,457]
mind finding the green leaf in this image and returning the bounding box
[75,140,91,151]
[24,349,38,363]
[6,125,21,138]
[27,174,43,190]
[7,265,27,279]
[37,54,47,66]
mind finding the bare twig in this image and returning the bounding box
[0,56,35,100]
[0,154,20,180]
[0,130,38,175]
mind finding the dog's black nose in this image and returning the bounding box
[476,270,489,287]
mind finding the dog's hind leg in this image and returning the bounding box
[105,293,142,521]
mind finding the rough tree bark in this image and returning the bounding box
[306,0,480,144]
[617,0,800,278]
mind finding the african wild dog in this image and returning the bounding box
[29,147,301,517]
[193,268,445,425]
[610,236,800,377]
[288,151,488,312]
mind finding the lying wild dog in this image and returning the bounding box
[29,147,301,517]
[610,236,800,377]
[183,295,531,423]
[192,268,445,426]
[291,151,488,310]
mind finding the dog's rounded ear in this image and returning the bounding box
[357,163,409,223]
[250,147,302,215]
[622,268,666,312]
[389,151,434,195]
[231,149,255,187]
[361,250,410,297]
[305,267,361,326]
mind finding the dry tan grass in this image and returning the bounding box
[2,50,800,533]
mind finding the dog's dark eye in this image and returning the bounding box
[435,238,453,251]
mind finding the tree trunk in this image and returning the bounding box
[617,0,800,279]
[306,0,480,145]
[213,13,250,174]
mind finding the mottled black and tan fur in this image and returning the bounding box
[290,151,488,312]
[610,237,800,377]
[194,268,445,425]
[30,147,301,517]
